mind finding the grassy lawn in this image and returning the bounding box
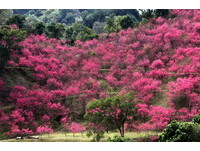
[1,131,160,142]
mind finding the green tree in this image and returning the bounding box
[104,15,135,33]
[154,9,169,18]
[65,23,98,44]
[0,25,27,72]
[6,14,26,29]
[192,114,200,124]
[81,9,140,28]
[46,23,65,39]
[159,121,200,142]
[85,93,137,137]
[104,16,121,33]
[0,9,13,25]
[140,9,154,20]
[32,22,46,35]
[140,9,170,20]
[119,15,134,29]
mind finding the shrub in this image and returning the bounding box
[192,124,200,141]
[85,93,136,137]
[86,130,104,142]
[192,114,200,124]
[159,121,200,142]
[108,135,133,142]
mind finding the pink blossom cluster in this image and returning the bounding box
[37,125,53,134]
[69,122,86,133]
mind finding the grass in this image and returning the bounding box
[1,131,160,142]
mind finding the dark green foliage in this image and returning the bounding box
[140,18,149,25]
[0,25,27,72]
[108,135,133,142]
[104,16,123,33]
[61,13,75,24]
[81,9,140,28]
[32,22,46,35]
[56,10,78,26]
[65,23,98,43]
[29,10,44,17]
[104,16,116,33]
[6,15,26,29]
[119,15,134,29]
[13,9,45,18]
[0,133,9,140]
[13,9,35,15]
[140,9,170,20]
[192,114,200,124]
[85,93,136,137]
[192,124,200,141]
[0,25,27,47]
[11,9,141,36]
[0,122,10,140]
[154,9,170,18]
[140,9,154,20]
[104,15,136,33]
[81,10,107,28]
[46,23,65,39]
[159,121,200,142]
[12,9,141,31]
[0,45,10,73]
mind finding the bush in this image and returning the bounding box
[86,130,104,142]
[108,135,133,142]
[192,114,200,124]
[192,124,200,141]
[159,121,200,142]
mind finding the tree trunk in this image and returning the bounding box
[122,124,124,137]
[121,128,125,137]
[119,127,124,137]
[106,125,109,133]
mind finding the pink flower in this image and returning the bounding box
[69,122,86,133]
[37,125,53,134]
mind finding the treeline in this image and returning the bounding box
[0,9,170,43]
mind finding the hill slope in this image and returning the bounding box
[0,9,199,137]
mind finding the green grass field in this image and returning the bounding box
[1,131,160,142]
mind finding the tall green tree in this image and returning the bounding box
[32,22,46,35]
[0,25,27,72]
[119,15,134,29]
[140,9,170,20]
[154,9,170,18]
[85,93,137,137]
[104,15,135,33]
[65,23,98,44]
[0,9,13,25]
[6,14,26,29]
[46,23,65,39]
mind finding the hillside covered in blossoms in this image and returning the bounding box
[0,9,199,142]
